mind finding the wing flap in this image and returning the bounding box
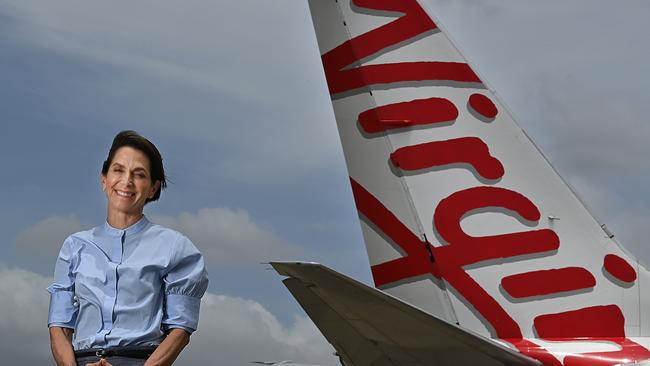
[273,262,541,366]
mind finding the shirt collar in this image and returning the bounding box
[102,215,150,237]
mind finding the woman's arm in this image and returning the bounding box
[143,328,190,366]
[49,326,77,366]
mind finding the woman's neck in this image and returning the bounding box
[107,211,144,229]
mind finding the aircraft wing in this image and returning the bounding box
[271,262,541,366]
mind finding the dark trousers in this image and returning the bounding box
[76,355,147,366]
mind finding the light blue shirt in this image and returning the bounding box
[47,216,209,350]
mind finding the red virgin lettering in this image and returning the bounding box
[327,1,650,364]
[433,187,560,338]
[390,137,504,180]
[322,0,480,95]
[535,305,625,339]
[534,305,650,366]
[501,267,595,299]
[353,179,560,338]
[468,93,499,120]
[350,178,439,286]
[358,97,458,133]
[604,254,637,284]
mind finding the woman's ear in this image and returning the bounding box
[99,171,106,192]
[150,180,161,198]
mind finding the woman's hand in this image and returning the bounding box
[85,359,113,366]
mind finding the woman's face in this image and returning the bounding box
[100,146,160,217]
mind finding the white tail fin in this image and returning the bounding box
[305,0,649,351]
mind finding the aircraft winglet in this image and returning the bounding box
[272,262,541,366]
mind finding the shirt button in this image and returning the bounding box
[73,295,78,301]
[73,302,79,307]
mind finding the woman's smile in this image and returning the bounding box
[115,189,136,198]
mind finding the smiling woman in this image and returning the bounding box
[100,133,165,227]
[47,131,209,366]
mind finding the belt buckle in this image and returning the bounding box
[95,349,107,358]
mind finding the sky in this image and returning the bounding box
[1,0,650,364]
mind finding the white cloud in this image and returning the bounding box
[0,266,336,365]
[151,208,302,267]
[13,208,301,268]
[14,214,87,259]
[182,293,336,365]
[0,267,54,364]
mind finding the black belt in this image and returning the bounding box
[75,346,157,359]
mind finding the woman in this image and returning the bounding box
[48,131,209,366]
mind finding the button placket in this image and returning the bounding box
[104,232,125,339]
[99,232,124,339]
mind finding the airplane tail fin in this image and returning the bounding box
[305,0,647,342]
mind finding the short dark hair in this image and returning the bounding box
[102,130,167,203]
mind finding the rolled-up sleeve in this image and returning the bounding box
[162,235,209,333]
[47,237,78,329]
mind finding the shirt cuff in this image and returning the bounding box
[164,324,194,334]
[48,290,77,328]
[162,294,201,332]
